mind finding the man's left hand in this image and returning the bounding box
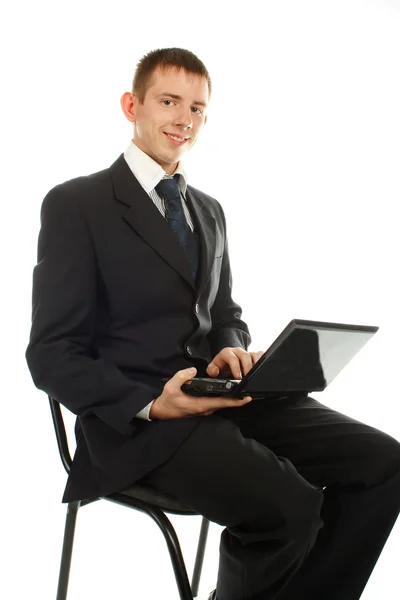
[206,347,264,379]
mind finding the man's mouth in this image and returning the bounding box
[163,132,190,146]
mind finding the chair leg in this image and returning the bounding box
[107,493,195,600]
[56,501,80,600]
[191,517,210,598]
[145,508,195,600]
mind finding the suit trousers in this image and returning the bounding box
[141,393,400,600]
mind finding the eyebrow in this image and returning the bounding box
[156,93,207,108]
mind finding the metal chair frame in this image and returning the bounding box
[49,397,211,600]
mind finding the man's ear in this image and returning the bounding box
[120,92,136,123]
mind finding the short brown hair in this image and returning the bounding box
[132,47,212,105]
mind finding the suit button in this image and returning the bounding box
[195,303,199,313]
[186,345,193,355]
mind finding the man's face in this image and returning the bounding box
[127,66,209,174]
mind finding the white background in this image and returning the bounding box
[2,1,399,598]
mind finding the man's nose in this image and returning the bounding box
[173,108,193,129]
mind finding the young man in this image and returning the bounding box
[26,48,400,600]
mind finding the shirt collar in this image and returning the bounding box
[123,139,188,196]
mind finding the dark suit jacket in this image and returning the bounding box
[26,153,251,503]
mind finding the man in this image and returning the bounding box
[26,47,400,600]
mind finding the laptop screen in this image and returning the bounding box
[240,319,378,394]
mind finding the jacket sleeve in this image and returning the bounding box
[207,203,252,355]
[25,186,161,437]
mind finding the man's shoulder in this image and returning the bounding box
[187,183,223,216]
[47,164,111,198]
[41,163,113,215]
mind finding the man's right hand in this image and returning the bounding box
[149,367,253,420]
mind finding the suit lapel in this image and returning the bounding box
[185,185,216,295]
[109,154,216,294]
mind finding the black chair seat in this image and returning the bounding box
[116,482,197,514]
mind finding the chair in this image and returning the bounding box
[49,396,211,600]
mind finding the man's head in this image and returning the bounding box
[121,48,211,174]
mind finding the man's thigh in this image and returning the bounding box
[143,414,322,529]
[216,393,400,489]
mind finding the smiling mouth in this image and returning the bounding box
[163,132,190,145]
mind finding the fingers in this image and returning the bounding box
[232,349,252,378]
[250,351,264,367]
[198,395,252,412]
[235,395,253,405]
[208,348,265,380]
[209,349,245,379]
[231,355,243,379]
[207,363,219,376]
[219,395,253,409]
[166,367,197,393]
[229,348,257,378]
[162,367,255,420]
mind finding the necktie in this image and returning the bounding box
[155,174,198,280]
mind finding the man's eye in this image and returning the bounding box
[162,100,202,114]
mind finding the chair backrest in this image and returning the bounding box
[48,396,73,475]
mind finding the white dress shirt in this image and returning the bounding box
[123,139,195,421]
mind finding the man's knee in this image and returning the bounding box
[241,474,324,539]
[362,428,400,485]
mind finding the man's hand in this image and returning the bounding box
[206,347,264,379]
[149,367,253,420]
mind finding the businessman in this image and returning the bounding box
[26,47,400,600]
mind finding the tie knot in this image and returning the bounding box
[155,173,180,194]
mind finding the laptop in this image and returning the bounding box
[181,319,379,399]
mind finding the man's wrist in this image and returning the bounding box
[149,398,157,421]
[148,398,157,420]
[135,400,155,421]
